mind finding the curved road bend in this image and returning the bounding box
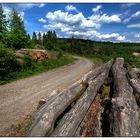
[0,56,93,136]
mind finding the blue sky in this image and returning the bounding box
[2,3,140,42]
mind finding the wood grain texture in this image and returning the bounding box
[111,58,140,136]
[50,60,113,137]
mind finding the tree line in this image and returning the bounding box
[0,4,58,50]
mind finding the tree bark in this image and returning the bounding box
[15,52,25,59]
[27,79,87,136]
[128,68,140,106]
[50,60,113,137]
[111,58,139,136]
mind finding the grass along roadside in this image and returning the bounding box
[0,55,74,85]
[70,53,104,68]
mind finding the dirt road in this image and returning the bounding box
[0,56,93,136]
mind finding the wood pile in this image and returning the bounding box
[16,49,51,63]
[132,52,140,58]
[27,58,140,137]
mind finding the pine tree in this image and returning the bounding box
[52,31,57,39]
[46,30,52,41]
[38,32,42,45]
[32,32,37,44]
[0,4,7,34]
[27,34,30,40]
[10,8,26,35]
[42,33,47,46]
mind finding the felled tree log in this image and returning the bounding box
[16,49,28,55]
[16,58,24,64]
[15,52,25,59]
[82,59,113,83]
[16,49,50,62]
[111,58,139,136]
[79,95,103,137]
[28,79,88,136]
[36,89,61,110]
[128,68,140,106]
[50,60,113,137]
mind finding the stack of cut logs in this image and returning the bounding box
[132,52,140,58]
[16,49,51,63]
[27,58,140,137]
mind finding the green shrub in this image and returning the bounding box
[23,56,34,67]
[2,33,32,49]
[0,44,21,77]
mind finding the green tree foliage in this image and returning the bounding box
[32,32,38,44]
[38,32,42,45]
[10,8,26,35]
[0,43,21,77]
[42,33,47,46]
[0,4,7,41]
[1,8,33,49]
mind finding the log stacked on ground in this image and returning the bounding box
[111,58,139,136]
[16,49,51,63]
[128,68,140,106]
[28,79,88,136]
[51,60,113,137]
[27,60,113,137]
[27,57,140,137]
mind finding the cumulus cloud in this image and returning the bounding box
[134,33,140,38]
[39,4,45,8]
[2,4,45,12]
[45,10,121,31]
[3,6,11,19]
[127,23,140,28]
[38,18,47,23]
[121,4,136,9]
[65,30,125,42]
[18,11,25,20]
[44,9,123,42]
[123,11,140,23]
[92,5,102,13]
[65,5,78,12]
[89,14,121,24]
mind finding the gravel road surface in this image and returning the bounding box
[0,56,93,136]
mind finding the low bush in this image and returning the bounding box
[0,44,21,77]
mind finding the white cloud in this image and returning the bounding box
[89,14,121,24]
[38,18,47,23]
[39,4,45,8]
[121,4,136,9]
[123,11,140,23]
[127,23,140,28]
[3,6,11,19]
[16,4,36,10]
[65,5,78,12]
[131,11,140,18]
[3,4,46,11]
[92,5,102,13]
[65,30,125,42]
[117,36,126,41]
[44,9,123,42]
[46,10,121,32]
[46,10,85,26]
[18,11,24,20]
[134,33,140,38]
